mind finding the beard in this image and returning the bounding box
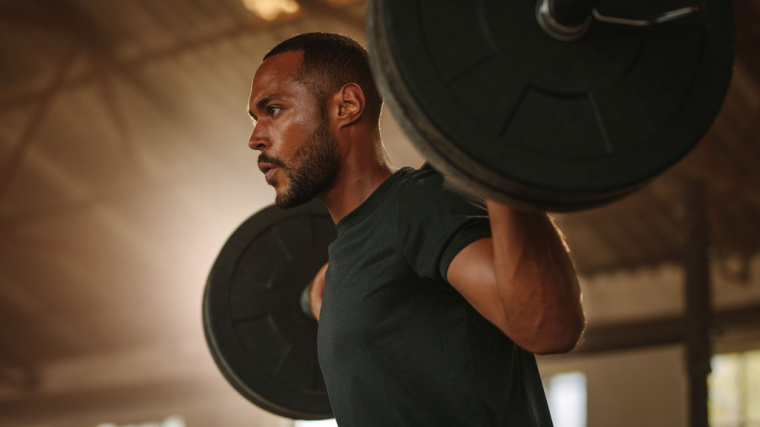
[262,121,341,209]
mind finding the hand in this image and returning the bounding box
[310,263,328,321]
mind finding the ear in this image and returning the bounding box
[331,83,366,128]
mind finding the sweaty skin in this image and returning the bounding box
[248,51,395,223]
[248,50,584,355]
[247,51,339,209]
[448,201,584,354]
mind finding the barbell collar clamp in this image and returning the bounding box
[537,0,701,41]
[536,0,593,42]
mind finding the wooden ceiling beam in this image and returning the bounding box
[0,19,264,112]
[0,44,81,208]
[0,1,368,111]
[577,253,681,277]
[572,301,760,355]
[708,199,754,253]
[0,0,115,52]
[0,342,39,394]
[671,157,760,210]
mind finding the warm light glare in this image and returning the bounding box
[709,350,760,426]
[95,415,185,427]
[545,372,587,427]
[294,419,338,427]
[243,0,300,20]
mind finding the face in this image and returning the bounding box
[248,51,340,208]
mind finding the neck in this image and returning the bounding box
[317,131,396,224]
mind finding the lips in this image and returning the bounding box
[258,161,278,184]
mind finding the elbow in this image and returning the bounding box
[528,335,580,355]
[519,313,586,355]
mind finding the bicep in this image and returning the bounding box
[446,237,509,334]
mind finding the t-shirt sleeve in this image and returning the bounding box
[395,170,492,283]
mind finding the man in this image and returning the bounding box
[248,32,584,426]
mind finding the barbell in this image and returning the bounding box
[369,0,733,211]
[204,0,734,419]
[203,201,335,419]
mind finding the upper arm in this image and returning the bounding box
[445,237,511,335]
[449,203,585,354]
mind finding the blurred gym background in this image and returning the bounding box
[0,0,759,426]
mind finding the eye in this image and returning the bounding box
[268,106,282,116]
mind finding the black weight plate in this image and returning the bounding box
[203,200,335,419]
[367,0,734,211]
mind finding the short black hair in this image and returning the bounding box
[263,32,382,127]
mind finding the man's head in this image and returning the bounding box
[263,32,383,126]
[248,33,382,208]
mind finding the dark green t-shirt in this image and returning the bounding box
[317,167,552,426]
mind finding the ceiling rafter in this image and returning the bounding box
[88,51,142,172]
[0,2,107,46]
[0,0,366,112]
[579,252,683,277]
[0,20,265,112]
[0,43,81,207]
[0,340,39,394]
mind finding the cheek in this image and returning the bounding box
[278,116,318,156]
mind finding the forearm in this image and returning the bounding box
[487,200,584,354]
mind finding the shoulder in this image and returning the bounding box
[392,165,491,281]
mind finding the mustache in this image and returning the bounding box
[258,153,287,169]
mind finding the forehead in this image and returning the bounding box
[249,50,308,103]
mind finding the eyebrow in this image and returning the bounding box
[248,94,283,120]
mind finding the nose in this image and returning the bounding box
[248,122,269,151]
